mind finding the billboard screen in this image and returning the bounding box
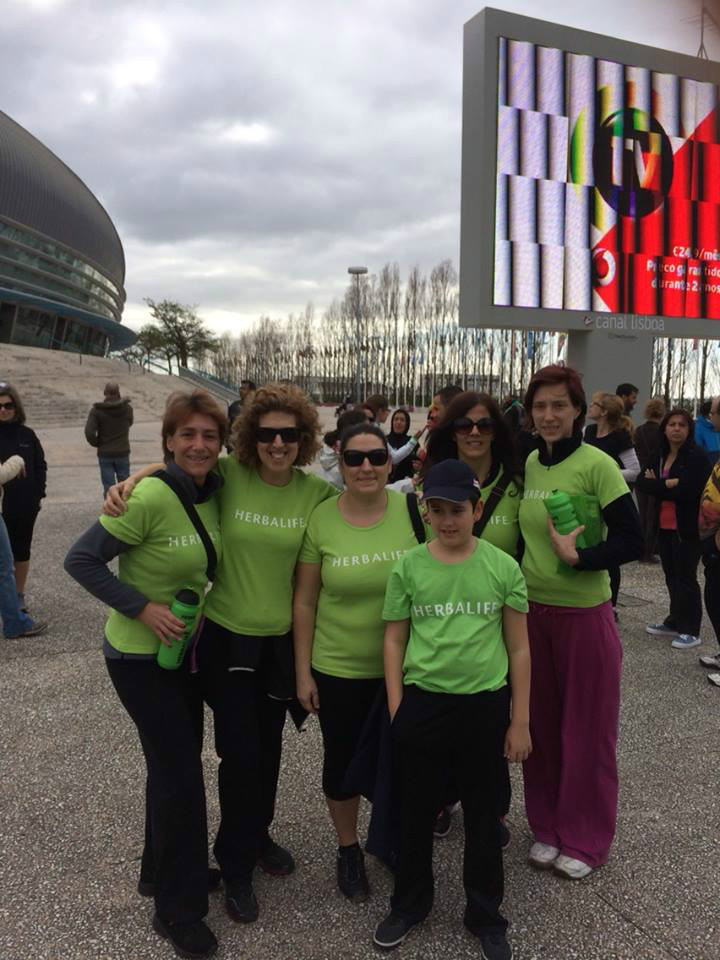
[460,9,720,336]
[494,39,719,319]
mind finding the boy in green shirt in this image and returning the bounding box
[374,460,531,960]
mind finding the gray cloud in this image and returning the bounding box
[1,0,716,333]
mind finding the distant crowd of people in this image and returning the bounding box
[2,367,720,960]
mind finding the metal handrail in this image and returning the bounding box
[178,366,238,402]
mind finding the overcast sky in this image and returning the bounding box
[2,0,718,335]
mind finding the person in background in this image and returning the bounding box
[364,395,390,425]
[519,365,642,881]
[320,409,368,489]
[387,409,415,484]
[698,414,720,682]
[502,394,525,434]
[585,393,641,620]
[1,454,47,639]
[430,385,464,425]
[227,380,256,449]
[694,399,720,464]
[0,381,47,613]
[615,383,639,417]
[84,382,133,495]
[637,408,712,651]
[585,394,640,483]
[634,398,666,563]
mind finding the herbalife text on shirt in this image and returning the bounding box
[234,509,306,528]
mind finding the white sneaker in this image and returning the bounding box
[671,634,701,649]
[699,654,720,669]
[553,854,592,880]
[528,842,559,869]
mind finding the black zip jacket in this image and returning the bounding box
[0,421,47,510]
[537,435,644,570]
[635,443,712,541]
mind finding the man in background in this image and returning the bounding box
[84,382,133,496]
[694,399,720,464]
[364,394,390,424]
[616,383,639,416]
[227,380,256,449]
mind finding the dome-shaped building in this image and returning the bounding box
[0,110,134,355]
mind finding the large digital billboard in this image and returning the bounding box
[461,8,720,336]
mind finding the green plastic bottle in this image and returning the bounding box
[156,589,200,670]
[544,491,587,549]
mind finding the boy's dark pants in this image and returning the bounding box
[391,683,510,932]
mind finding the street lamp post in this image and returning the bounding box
[348,266,368,404]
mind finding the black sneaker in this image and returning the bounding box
[337,843,370,900]
[373,912,421,950]
[433,807,451,838]
[7,619,47,639]
[225,883,259,923]
[139,867,222,898]
[152,914,218,959]
[257,837,295,876]
[466,928,512,960]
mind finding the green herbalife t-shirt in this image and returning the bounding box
[383,539,528,694]
[300,489,422,679]
[99,477,222,655]
[478,474,522,557]
[203,458,336,635]
[519,443,628,607]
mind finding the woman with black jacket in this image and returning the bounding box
[636,408,712,649]
[0,382,47,612]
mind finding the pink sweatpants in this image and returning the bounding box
[522,600,622,868]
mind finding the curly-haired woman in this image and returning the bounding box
[105,383,336,925]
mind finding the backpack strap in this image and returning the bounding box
[153,470,217,581]
[406,492,426,544]
[473,471,510,539]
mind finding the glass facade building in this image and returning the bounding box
[0,110,134,356]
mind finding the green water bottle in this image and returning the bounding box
[544,491,587,549]
[156,589,200,670]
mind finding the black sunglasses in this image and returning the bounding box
[342,448,389,467]
[453,416,494,435]
[0,401,16,411]
[256,426,301,444]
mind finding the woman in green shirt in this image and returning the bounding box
[422,391,523,559]
[519,365,643,881]
[65,390,226,960]
[105,384,335,926]
[293,423,423,901]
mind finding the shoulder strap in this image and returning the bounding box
[153,470,217,581]
[406,492,426,544]
[473,470,510,539]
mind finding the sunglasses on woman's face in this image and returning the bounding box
[0,402,16,411]
[342,448,389,467]
[256,426,301,444]
[453,416,494,435]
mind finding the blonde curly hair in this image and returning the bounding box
[231,383,321,467]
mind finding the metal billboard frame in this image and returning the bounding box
[460,6,720,340]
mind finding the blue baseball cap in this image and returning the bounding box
[422,459,481,502]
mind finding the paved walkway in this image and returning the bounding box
[1,414,718,960]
